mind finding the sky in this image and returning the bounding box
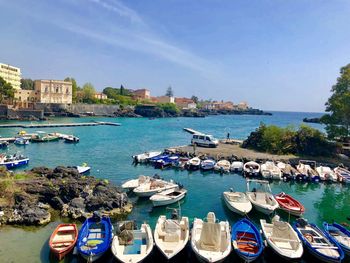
[0,0,350,112]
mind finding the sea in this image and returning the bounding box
[1,111,349,263]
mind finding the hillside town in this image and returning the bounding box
[0,62,268,120]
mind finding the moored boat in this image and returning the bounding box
[186,157,201,170]
[132,151,162,163]
[173,157,189,169]
[200,159,216,171]
[75,163,91,174]
[154,155,179,169]
[14,137,29,145]
[316,166,338,182]
[231,218,263,262]
[0,153,29,169]
[261,161,282,180]
[77,214,113,262]
[277,162,299,181]
[133,179,178,197]
[214,159,231,173]
[0,141,9,148]
[64,135,80,143]
[323,222,350,255]
[293,218,344,263]
[230,161,244,173]
[297,160,320,182]
[275,192,305,217]
[122,175,151,191]
[222,189,252,216]
[334,166,350,184]
[243,161,260,177]
[49,223,78,260]
[191,212,231,262]
[150,187,187,207]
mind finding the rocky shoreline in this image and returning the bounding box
[0,166,131,226]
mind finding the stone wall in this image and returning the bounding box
[7,108,44,120]
[0,104,8,118]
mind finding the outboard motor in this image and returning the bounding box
[171,209,179,220]
[92,211,102,222]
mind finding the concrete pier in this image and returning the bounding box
[0,121,121,129]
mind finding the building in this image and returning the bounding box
[237,101,249,110]
[94,92,108,100]
[153,96,175,103]
[34,80,72,104]
[202,101,234,110]
[131,89,151,100]
[175,97,197,109]
[0,63,21,89]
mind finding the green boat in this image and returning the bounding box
[31,133,59,142]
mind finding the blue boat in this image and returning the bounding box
[294,218,344,263]
[231,218,264,262]
[14,137,29,145]
[323,222,350,255]
[154,155,179,169]
[0,141,9,148]
[77,215,113,262]
[149,153,169,163]
[0,154,29,169]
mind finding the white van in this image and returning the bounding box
[191,133,219,148]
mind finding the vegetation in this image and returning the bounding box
[102,86,136,106]
[64,77,80,102]
[80,82,96,103]
[20,78,34,90]
[321,64,350,140]
[242,123,337,156]
[0,77,15,103]
[157,102,180,115]
[191,95,199,104]
[165,86,174,97]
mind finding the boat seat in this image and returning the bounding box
[255,192,267,204]
[164,232,179,242]
[273,241,293,250]
[58,226,75,231]
[140,245,147,254]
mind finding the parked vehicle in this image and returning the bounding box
[191,133,219,148]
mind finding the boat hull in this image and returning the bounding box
[1,158,29,169]
[49,224,78,261]
[151,192,186,207]
[223,193,252,216]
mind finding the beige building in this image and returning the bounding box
[132,89,151,100]
[153,96,175,103]
[0,63,21,89]
[94,92,108,100]
[34,80,72,104]
[175,97,197,109]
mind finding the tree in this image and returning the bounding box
[321,64,350,139]
[165,86,174,97]
[20,79,34,90]
[81,83,96,103]
[64,77,80,103]
[0,77,15,103]
[120,85,125,96]
[191,95,199,103]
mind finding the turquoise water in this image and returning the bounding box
[2,112,349,263]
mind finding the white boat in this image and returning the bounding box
[64,135,80,143]
[133,179,178,197]
[261,161,282,180]
[200,159,216,170]
[75,164,91,174]
[297,161,320,182]
[150,187,187,207]
[244,161,260,176]
[154,211,189,259]
[316,166,338,182]
[230,161,244,172]
[246,179,279,215]
[122,175,151,191]
[277,162,300,180]
[186,157,201,170]
[334,166,350,183]
[214,160,231,173]
[111,221,154,263]
[260,216,303,260]
[222,189,252,216]
[191,212,231,263]
[132,151,162,163]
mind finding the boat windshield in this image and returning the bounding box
[247,180,271,193]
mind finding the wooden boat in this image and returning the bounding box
[150,187,187,207]
[122,175,151,191]
[200,159,216,170]
[222,190,252,216]
[77,215,113,262]
[293,218,344,263]
[243,161,260,177]
[154,210,189,259]
[260,216,303,259]
[132,151,162,163]
[316,166,337,182]
[49,223,78,260]
[214,159,231,173]
[64,135,80,143]
[186,157,201,170]
[0,154,30,169]
[230,161,244,173]
[261,161,282,180]
[111,221,154,263]
[334,167,350,184]
[323,222,350,255]
[133,179,178,197]
[231,218,263,262]
[275,192,305,217]
[14,137,29,145]
[191,212,231,263]
[246,179,279,215]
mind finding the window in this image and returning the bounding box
[199,136,204,140]
[66,88,69,94]
[206,136,210,141]
[45,86,48,93]
[56,87,59,93]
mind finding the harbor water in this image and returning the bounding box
[1,112,349,263]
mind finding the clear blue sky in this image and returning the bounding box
[1,0,349,112]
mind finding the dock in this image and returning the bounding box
[0,121,121,129]
[183,128,203,135]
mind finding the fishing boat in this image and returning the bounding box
[316,166,338,182]
[297,160,320,182]
[200,159,216,170]
[231,218,263,262]
[243,161,260,177]
[293,218,344,263]
[186,157,201,170]
[0,141,9,148]
[275,192,305,217]
[261,161,282,180]
[246,179,279,215]
[334,166,350,184]
[111,221,154,263]
[230,161,244,173]
[154,155,179,169]
[133,179,178,197]
[154,209,189,260]
[132,151,162,163]
[64,135,80,143]
[75,163,91,174]
[260,216,303,260]
[14,137,29,145]
[214,159,231,173]
[222,188,252,216]
[77,214,113,262]
[173,157,190,169]
[122,175,151,191]
[323,222,350,255]
[31,132,59,142]
[0,154,29,169]
[150,187,187,207]
[191,212,231,263]
[49,223,78,260]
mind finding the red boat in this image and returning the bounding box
[275,192,305,217]
[49,223,78,260]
